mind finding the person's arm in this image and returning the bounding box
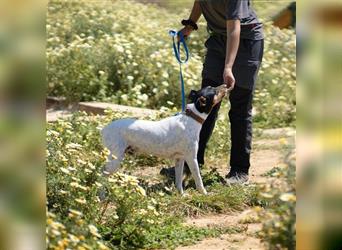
[223,0,249,90]
[189,1,202,24]
[179,1,202,38]
[223,20,240,90]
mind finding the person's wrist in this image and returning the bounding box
[185,25,194,31]
[181,19,198,30]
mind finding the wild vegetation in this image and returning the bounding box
[47,0,295,128]
[46,0,296,249]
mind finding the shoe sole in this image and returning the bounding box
[225,179,250,186]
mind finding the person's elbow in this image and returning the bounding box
[226,19,241,36]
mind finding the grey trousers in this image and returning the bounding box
[198,35,264,174]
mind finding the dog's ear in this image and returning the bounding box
[198,96,207,107]
[188,90,198,103]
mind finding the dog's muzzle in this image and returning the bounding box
[214,84,228,98]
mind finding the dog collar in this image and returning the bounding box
[185,109,205,125]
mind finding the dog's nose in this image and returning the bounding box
[214,84,227,92]
[214,84,228,96]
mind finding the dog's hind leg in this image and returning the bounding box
[103,139,127,175]
[99,146,126,201]
[185,156,207,195]
[175,159,184,194]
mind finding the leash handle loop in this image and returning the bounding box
[169,30,189,111]
[169,30,189,64]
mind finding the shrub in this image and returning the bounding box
[253,23,296,128]
[47,0,203,107]
[257,147,296,249]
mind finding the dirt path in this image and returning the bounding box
[174,130,294,250]
[177,213,263,250]
[176,233,262,250]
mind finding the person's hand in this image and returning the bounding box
[178,25,193,41]
[223,67,235,91]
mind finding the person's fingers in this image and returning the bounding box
[178,34,189,42]
[227,83,234,91]
[228,79,235,91]
[177,27,192,41]
[225,77,235,91]
[177,32,185,42]
[223,76,233,85]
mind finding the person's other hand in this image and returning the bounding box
[223,67,235,91]
[178,26,193,41]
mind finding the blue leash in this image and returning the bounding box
[169,30,189,112]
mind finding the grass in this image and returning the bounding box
[144,174,263,218]
[96,168,259,249]
[141,223,246,249]
[118,165,263,218]
[261,166,283,177]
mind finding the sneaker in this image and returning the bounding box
[225,172,249,185]
[160,165,191,183]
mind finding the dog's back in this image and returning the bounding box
[101,115,197,159]
[126,116,186,155]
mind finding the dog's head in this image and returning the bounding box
[188,84,228,114]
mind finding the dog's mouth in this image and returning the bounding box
[212,84,228,106]
[191,84,228,114]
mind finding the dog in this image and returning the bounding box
[101,84,228,195]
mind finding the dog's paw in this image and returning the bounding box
[181,192,190,198]
[201,189,208,195]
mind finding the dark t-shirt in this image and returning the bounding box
[198,0,264,40]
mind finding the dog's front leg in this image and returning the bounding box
[185,157,207,195]
[175,159,184,194]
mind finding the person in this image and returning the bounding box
[160,0,264,184]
